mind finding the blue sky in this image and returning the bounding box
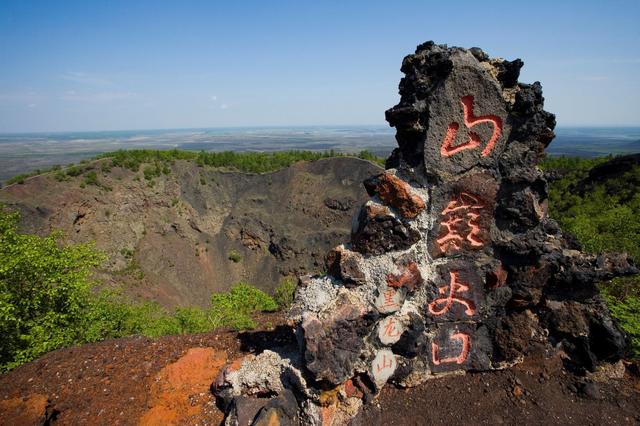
[0,0,638,132]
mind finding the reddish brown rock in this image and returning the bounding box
[386,262,422,291]
[363,172,426,218]
[0,394,55,426]
[486,264,508,289]
[139,347,227,426]
[325,246,366,285]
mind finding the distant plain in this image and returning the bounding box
[1,126,638,183]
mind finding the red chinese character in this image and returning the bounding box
[436,192,484,253]
[428,271,476,316]
[376,354,394,372]
[382,318,401,338]
[440,95,503,158]
[382,288,398,309]
[432,332,471,365]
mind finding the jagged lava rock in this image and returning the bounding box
[217,41,638,425]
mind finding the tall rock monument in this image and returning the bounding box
[215,42,637,425]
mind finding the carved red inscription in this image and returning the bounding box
[428,271,476,316]
[382,288,398,309]
[382,317,401,338]
[432,332,471,365]
[440,95,502,158]
[437,192,484,253]
[376,353,394,372]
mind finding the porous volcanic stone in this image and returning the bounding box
[351,202,420,256]
[220,41,638,425]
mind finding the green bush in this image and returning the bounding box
[228,250,242,263]
[0,205,104,370]
[84,171,99,186]
[274,277,297,310]
[6,174,28,185]
[54,170,69,182]
[65,165,82,177]
[143,163,163,181]
[209,283,277,330]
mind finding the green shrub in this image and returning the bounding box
[228,250,242,263]
[65,165,82,177]
[274,277,297,310]
[0,206,280,371]
[143,164,162,181]
[6,174,27,185]
[84,171,99,186]
[0,205,104,370]
[54,171,69,182]
[209,283,277,330]
[101,162,113,173]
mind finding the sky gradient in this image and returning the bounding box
[0,0,638,132]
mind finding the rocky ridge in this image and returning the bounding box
[213,42,638,425]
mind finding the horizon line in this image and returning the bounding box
[1,123,640,136]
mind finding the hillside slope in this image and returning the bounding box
[0,156,381,307]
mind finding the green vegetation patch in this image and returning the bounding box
[95,148,384,174]
[209,283,278,330]
[274,277,297,310]
[543,155,640,358]
[4,148,384,186]
[228,250,242,263]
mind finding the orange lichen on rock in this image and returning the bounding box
[138,347,228,426]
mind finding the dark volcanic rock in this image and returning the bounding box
[223,41,638,424]
[351,203,421,256]
[301,294,376,384]
[325,245,366,286]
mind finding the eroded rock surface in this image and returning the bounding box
[215,41,637,425]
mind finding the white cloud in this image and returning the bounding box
[61,71,113,86]
[210,95,217,101]
[60,91,138,102]
[220,103,228,109]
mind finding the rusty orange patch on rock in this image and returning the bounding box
[368,172,426,219]
[0,393,52,426]
[138,347,227,426]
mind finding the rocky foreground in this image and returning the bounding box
[0,315,638,425]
